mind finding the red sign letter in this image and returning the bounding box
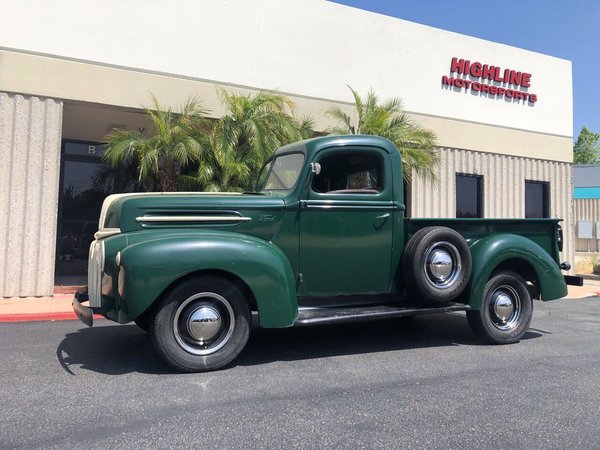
[450,58,466,74]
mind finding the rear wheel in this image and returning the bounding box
[151,276,251,372]
[467,271,533,344]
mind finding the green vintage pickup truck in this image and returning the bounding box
[74,135,581,372]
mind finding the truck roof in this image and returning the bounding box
[274,135,398,160]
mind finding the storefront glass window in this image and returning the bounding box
[55,140,142,283]
[456,173,483,218]
[525,180,549,218]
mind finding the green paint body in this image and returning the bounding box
[94,135,568,327]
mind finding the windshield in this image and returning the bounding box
[258,153,305,191]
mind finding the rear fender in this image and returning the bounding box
[118,231,297,327]
[466,233,567,310]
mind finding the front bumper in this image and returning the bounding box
[73,286,96,327]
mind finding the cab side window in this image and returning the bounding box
[312,151,383,194]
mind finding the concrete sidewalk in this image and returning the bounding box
[1,280,599,323]
[0,294,79,322]
[566,278,600,299]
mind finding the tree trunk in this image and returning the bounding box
[158,161,178,192]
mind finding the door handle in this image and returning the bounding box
[376,213,390,219]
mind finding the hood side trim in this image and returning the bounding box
[136,215,252,223]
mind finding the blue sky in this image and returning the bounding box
[331,0,599,140]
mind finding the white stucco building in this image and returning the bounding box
[0,0,574,298]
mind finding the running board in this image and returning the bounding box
[294,303,470,326]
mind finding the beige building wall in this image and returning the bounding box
[1,0,573,138]
[0,48,574,163]
[573,199,600,252]
[0,92,63,297]
[411,148,575,266]
[0,49,350,138]
[0,1,576,299]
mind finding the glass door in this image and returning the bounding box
[55,142,116,284]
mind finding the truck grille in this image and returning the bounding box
[88,240,104,308]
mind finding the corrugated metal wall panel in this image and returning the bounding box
[0,93,62,297]
[573,199,600,252]
[410,147,574,269]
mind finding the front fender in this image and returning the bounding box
[118,231,297,327]
[466,233,567,309]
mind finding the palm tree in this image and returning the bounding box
[327,86,439,181]
[194,89,313,191]
[190,130,253,192]
[103,95,209,191]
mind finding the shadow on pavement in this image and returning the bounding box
[238,313,543,367]
[56,313,543,375]
[56,324,175,376]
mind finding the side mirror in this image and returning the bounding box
[310,162,321,175]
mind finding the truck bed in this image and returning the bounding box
[405,218,562,263]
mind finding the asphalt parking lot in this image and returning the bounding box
[1,297,599,449]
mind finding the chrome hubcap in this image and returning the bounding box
[173,293,235,356]
[187,305,222,342]
[489,285,521,331]
[493,293,514,322]
[428,250,453,280]
[424,242,461,289]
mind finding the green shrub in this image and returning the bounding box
[593,259,600,275]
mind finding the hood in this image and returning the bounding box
[97,192,287,241]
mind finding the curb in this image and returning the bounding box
[578,274,600,281]
[0,312,104,323]
[567,294,600,300]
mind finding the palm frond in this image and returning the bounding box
[177,174,201,191]
[325,108,354,134]
[103,129,144,165]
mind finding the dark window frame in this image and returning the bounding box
[456,173,484,218]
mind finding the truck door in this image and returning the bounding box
[298,147,394,296]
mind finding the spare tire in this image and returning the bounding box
[403,226,472,303]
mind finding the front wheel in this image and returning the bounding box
[467,271,533,344]
[151,276,251,372]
